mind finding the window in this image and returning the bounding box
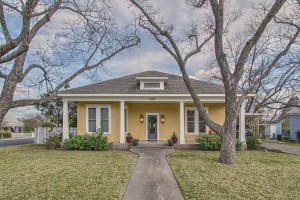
[86,105,111,134]
[101,108,109,132]
[144,82,160,88]
[187,110,195,133]
[124,107,128,133]
[140,81,164,90]
[88,108,96,132]
[185,107,208,134]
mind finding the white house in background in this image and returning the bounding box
[0,114,24,133]
[265,121,282,139]
[288,106,300,141]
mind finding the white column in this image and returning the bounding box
[239,101,246,143]
[120,101,125,143]
[63,100,69,140]
[180,101,185,144]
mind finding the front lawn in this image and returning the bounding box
[168,151,300,199]
[0,145,137,199]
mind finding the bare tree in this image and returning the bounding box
[129,0,299,164]
[0,0,139,123]
[199,26,300,120]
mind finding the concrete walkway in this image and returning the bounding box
[262,142,300,155]
[123,148,184,200]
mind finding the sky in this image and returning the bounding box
[3,0,260,118]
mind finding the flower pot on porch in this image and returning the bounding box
[126,137,133,143]
[171,137,178,144]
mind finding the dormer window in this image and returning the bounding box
[136,77,168,90]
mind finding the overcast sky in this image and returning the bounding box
[4,0,258,117]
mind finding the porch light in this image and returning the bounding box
[161,115,165,124]
[140,114,144,123]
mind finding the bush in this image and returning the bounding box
[195,134,243,151]
[246,136,261,150]
[63,128,109,151]
[296,130,300,141]
[46,134,62,149]
[282,133,290,141]
[0,132,11,138]
[236,139,243,151]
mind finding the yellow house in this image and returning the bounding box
[58,71,246,144]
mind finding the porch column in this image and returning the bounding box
[120,101,125,143]
[239,101,246,143]
[62,100,69,140]
[180,101,185,144]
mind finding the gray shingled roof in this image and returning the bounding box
[59,71,226,95]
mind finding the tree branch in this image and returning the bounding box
[234,0,287,81]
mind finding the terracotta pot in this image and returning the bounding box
[126,137,133,143]
[172,137,178,144]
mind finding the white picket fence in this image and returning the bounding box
[35,127,77,145]
[11,132,35,138]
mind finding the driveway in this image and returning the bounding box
[123,147,184,200]
[0,138,34,147]
[262,142,300,155]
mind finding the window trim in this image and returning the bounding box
[86,104,111,134]
[184,107,208,135]
[140,80,164,90]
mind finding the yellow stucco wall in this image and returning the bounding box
[76,101,225,142]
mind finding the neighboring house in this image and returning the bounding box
[265,121,282,139]
[288,106,300,140]
[58,71,250,144]
[1,114,24,133]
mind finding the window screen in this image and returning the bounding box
[187,110,195,133]
[144,82,160,88]
[101,108,109,132]
[88,108,96,132]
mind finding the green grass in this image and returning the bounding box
[168,150,300,200]
[262,139,300,147]
[0,145,137,200]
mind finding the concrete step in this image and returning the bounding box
[131,141,175,149]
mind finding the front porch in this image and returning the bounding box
[61,99,246,144]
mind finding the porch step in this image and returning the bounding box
[131,141,174,149]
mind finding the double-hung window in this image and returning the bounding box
[86,105,111,134]
[185,107,208,134]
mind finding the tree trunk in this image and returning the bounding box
[219,126,237,164]
[0,54,25,124]
[218,82,238,164]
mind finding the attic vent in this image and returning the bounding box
[144,82,160,88]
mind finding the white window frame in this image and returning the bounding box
[140,80,164,90]
[86,104,111,134]
[184,107,208,134]
[125,106,128,133]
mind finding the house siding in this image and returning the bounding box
[290,115,300,140]
[76,101,225,142]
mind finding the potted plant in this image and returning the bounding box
[132,138,139,146]
[168,139,174,146]
[126,132,133,143]
[171,132,178,144]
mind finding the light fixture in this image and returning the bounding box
[140,114,144,123]
[161,115,165,124]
